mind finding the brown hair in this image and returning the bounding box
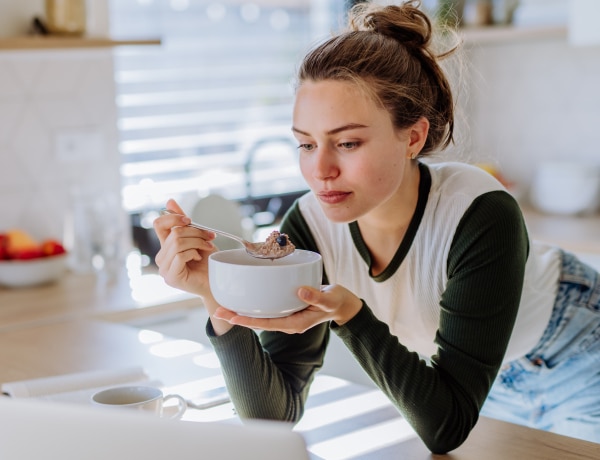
[296,1,459,155]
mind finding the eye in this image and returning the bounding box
[297,143,315,152]
[339,141,360,150]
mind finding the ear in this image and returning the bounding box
[407,117,429,159]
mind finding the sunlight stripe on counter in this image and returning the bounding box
[149,339,207,358]
[295,389,392,431]
[306,374,350,396]
[307,417,417,460]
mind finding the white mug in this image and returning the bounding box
[91,385,187,420]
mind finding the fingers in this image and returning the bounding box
[161,249,202,278]
[213,307,237,322]
[214,285,362,332]
[297,285,335,312]
[299,284,362,325]
[153,199,191,245]
[219,313,296,333]
[297,285,322,305]
[166,198,185,215]
[213,305,325,334]
[154,205,217,280]
[155,226,215,268]
[153,199,216,246]
[157,245,202,284]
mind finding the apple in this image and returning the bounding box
[0,230,67,260]
[0,234,8,260]
[41,239,67,257]
[9,247,45,260]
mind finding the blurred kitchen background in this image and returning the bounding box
[0,0,599,273]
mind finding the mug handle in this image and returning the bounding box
[163,394,187,420]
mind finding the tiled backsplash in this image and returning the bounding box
[0,49,131,259]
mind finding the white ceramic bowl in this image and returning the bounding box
[530,162,600,215]
[209,249,322,318]
[0,254,68,288]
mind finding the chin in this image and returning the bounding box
[320,207,357,224]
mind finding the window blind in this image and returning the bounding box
[108,0,340,214]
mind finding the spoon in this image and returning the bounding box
[159,209,293,260]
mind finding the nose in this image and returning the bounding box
[311,147,339,181]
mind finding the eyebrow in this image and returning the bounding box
[292,123,368,137]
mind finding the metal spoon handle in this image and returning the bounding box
[160,209,248,247]
[159,208,291,259]
[185,221,246,245]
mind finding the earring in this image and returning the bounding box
[409,152,418,160]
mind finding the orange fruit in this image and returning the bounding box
[6,229,38,251]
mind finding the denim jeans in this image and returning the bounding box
[480,250,600,443]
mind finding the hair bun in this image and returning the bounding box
[351,2,432,49]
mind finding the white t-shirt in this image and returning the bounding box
[297,161,560,362]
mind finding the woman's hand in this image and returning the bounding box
[153,198,218,298]
[213,284,363,333]
[154,199,234,336]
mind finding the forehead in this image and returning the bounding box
[296,79,371,103]
[293,79,386,125]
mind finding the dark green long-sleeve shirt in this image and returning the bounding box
[208,162,530,453]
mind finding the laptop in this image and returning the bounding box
[0,397,310,460]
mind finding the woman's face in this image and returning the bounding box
[293,79,417,224]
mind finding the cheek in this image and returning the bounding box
[298,153,316,189]
[371,157,401,181]
[299,155,312,181]
[369,160,405,196]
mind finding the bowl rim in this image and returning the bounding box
[209,248,321,267]
[0,253,68,264]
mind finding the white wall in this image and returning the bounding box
[0,48,129,260]
[461,36,600,201]
[0,0,43,37]
[1,6,598,256]
[0,0,127,271]
[0,0,109,38]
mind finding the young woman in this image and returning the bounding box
[153,1,600,453]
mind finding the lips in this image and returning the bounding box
[317,191,351,205]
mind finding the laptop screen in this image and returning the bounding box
[0,397,310,460]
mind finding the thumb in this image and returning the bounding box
[298,286,321,304]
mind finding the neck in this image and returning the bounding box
[358,162,421,274]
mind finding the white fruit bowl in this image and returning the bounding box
[0,254,68,288]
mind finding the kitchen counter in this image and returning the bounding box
[1,211,599,458]
[1,319,598,459]
[0,265,199,331]
[1,208,599,332]
[521,206,600,255]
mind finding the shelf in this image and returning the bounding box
[460,25,567,45]
[0,36,161,51]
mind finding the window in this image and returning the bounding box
[109,0,344,219]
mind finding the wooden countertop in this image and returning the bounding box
[522,206,600,254]
[1,207,598,332]
[0,320,215,386]
[1,320,598,459]
[0,266,199,331]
